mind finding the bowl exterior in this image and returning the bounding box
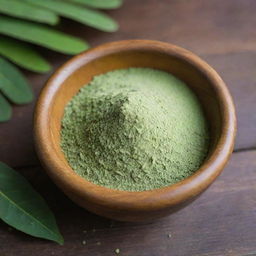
[34,40,236,222]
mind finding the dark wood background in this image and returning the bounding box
[1,0,256,255]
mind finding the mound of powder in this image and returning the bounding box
[61,68,209,191]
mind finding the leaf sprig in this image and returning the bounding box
[0,0,122,122]
[0,162,64,244]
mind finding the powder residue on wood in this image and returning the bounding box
[61,68,209,191]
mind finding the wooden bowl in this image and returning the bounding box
[34,40,236,222]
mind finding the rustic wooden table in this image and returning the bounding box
[1,0,256,255]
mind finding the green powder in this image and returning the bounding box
[61,68,209,191]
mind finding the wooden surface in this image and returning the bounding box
[0,0,255,255]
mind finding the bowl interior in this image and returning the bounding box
[49,49,222,170]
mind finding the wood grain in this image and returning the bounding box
[0,0,255,254]
[0,151,255,256]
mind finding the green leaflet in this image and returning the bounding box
[0,57,33,104]
[0,16,89,54]
[0,0,59,25]
[0,94,12,122]
[24,0,118,32]
[65,0,123,9]
[0,37,51,73]
[0,162,64,244]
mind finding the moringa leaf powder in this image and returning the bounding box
[61,68,209,191]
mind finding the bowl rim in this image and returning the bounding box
[34,39,236,211]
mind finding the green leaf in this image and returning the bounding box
[0,37,51,73]
[0,162,64,244]
[0,0,59,25]
[24,0,118,32]
[0,94,12,122]
[0,16,89,54]
[0,57,33,104]
[66,0,123,9]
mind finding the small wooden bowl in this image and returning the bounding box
[34,40,236,222]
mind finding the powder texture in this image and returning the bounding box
[61,68,209,191]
